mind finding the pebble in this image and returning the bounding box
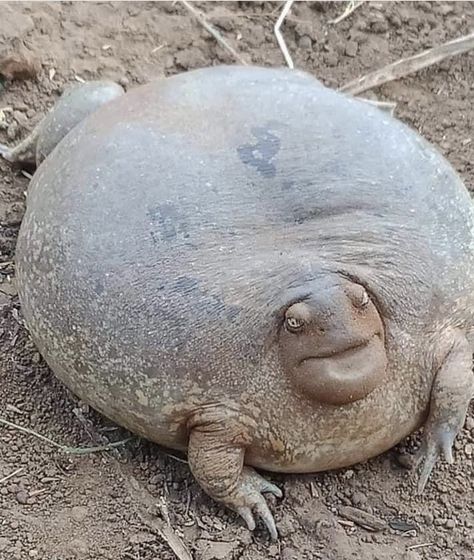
[70,505,89,522]
[7,122,18,140]
[446,519,456,529]
[277,516,297,537]
[15,490,29,504]
[465,417,474,431]
[298,35,312,50]
[351,490,368,507]
[423,512,434,525]
[324,52,339,67]
[403,551,422,560]
[282,547,300,560]
[13,110,28,127]
[345,41,358,57]
[464,443,473,456]
[118,76,129,88]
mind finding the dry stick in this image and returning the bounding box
[329,0,365,25]
[408,543,435,551]
[274,0,295,69]
[137,509,193,560]
[0,417,132,455]
[0,467,24,484]
[340,31,474,96]
[180,0,247,65]
[357,97,397,116]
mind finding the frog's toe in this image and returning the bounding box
[416,425,456,494]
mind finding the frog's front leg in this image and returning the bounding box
[187,408,282,539]
[417,328,473,493]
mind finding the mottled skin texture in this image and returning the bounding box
[0,80,123,168]
[15,66,474,539]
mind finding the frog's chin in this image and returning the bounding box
[294,335,387,405]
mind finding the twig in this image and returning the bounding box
[408,543,435,551]
[138,510,193,560]
[340,31,474,95]
[65,439,133,455]
[180,0,247,65]
[126,475,193,560]
[329,0,364,25]
[0,467,24,484]
[164,450,188,464]
[0,417,132,455]
[274,0,295,69]
[357,97,397,115]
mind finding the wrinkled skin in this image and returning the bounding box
[15,66,474,539]
[0,80,123,168]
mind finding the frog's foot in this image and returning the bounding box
[415,423,455,494]
[187,413,283,540]
[415,329,473,494]
[233,466,282,540]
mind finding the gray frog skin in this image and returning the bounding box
[0,80,123,168]
[15,66,474,540]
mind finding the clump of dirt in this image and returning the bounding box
[0,2,473,560]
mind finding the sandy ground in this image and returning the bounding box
[0,2,473,559]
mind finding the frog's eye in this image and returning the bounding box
[285,315,304,333]
[359,290,370,308]
[350,285,371,310]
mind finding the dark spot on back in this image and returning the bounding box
[237,126,281,178]
[147,203,190,244]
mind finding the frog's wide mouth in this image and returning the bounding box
[294,335,387,405]
[300,337,377,363]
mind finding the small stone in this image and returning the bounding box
[298,35,312,50]
[268,544,279,557]
[282,547,299,560]
[324,51,339,67]
[70,505,89,522]
[13,110,28,127]
[446,519,456,529]
[26,108,36,119]
[28,550,38,558]
[277,516,297,537]
[394,452,415,469]
[351,490,367,507]
[464,443,473,456]
[423,512,434,525]
[345,41,358,57]
[7,121,18,140]
[10,520,19,529]
[15,490,28,504]
[118,76,129,88]
[199,540,236,560]
[403,551,422,560]
[465,417,474,430]
[370,15,389,34]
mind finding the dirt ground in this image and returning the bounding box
[0,2,473,559]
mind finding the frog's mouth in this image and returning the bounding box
[294,334,387,405]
